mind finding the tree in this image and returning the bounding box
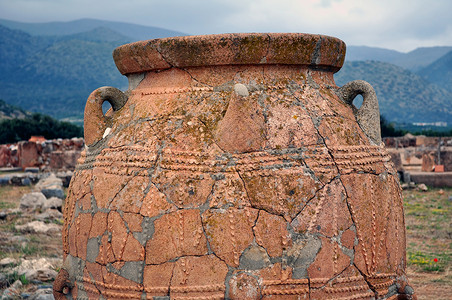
[380,115,405,137]
[0,112,83,144]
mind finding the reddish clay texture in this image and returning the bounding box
[146,209,208,264]
[202,207,258,267]
[56,33,415,299]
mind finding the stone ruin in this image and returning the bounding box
[0,137,84,171]
[384,135,452,187]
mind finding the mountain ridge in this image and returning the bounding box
[0,18,186,41]
[0,19,451,125]
[346,45,452,71]
[418,50,452,94]
[335,60,452,124]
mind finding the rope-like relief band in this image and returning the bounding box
[171,284,225,293]
[76,276,143,292]
[333,292,376,300]
[75,277,225,295]
[324,284,370,293]
[77,145,391,175]
[262,288,309,295]
[132,84,289,96]
[76,282,142,299]
[171,295,224,300]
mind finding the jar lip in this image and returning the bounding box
[113,33,346,75]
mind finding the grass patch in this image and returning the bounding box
[408,250,450,272]
[0,201,15,209]
[19,244,39,256]
[0,185,33,210]
[5,271,30,286]
[404,187,451,275]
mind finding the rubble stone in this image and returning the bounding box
[14,258,60,282]
[15,221,61,235]
[19,192,47,211]
[42,197,63,211]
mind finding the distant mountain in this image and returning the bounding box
[0,25,54,76]
[60,27,131,43]
[0,18,186,41]
[346,45,452,71]
[0,19,451,126]
[0,24,128,119]
[418,50,452,93]
[0,99,30,120]
[335,61,452,124]
[345,46,404,63]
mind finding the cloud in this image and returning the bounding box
[215,0,452,51]
[0,0,451,51]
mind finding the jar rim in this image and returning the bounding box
[113,33,346,75]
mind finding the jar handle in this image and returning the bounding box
[53,268,71,299]
[84,86,127,146]
[337,80,381,145]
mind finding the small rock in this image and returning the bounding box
[1,280,22,299]
[35,174,65,199]
[56,171,73,188]
[0,177,11,185]
[15,221,61,235]
[0,273,7,289]
[0,257,18,268]
[19,192,47,211]
[448,196,452,201]
[40,188,64,200]
[42,197,63,211]
[24,167,39,173]
[402,172,411,183]
[11,280,23,290]
[28,292,54,300]
[0,211,7,220]
[21,177,32,186]
[36,285,53,290]
[35,209,63,221]
[234,83,250,97]
[13,258,60,282]
[417,183,428,192]
[438,189,445,195]
[35,174,63,191]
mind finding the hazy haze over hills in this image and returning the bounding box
[346,45,452,71]
[0,18,186,41]
[335,61,452,124]
[0,18,451,126]
[419,51,452,94]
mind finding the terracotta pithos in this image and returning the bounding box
[54,33,416,299]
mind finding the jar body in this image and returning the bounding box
[56,34,415,300]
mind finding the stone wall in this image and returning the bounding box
[383,135,452,149]
[420,148,452,172]
[384,135,452,172]
[0,138,84,171]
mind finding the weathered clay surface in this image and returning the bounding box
[56,33,415,299]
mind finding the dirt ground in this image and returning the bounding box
[0,184,450,299]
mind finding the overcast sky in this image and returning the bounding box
[1,0,451,52]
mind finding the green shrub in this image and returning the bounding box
[0,112,83,144]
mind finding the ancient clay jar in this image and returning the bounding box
[54,33,416,299]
